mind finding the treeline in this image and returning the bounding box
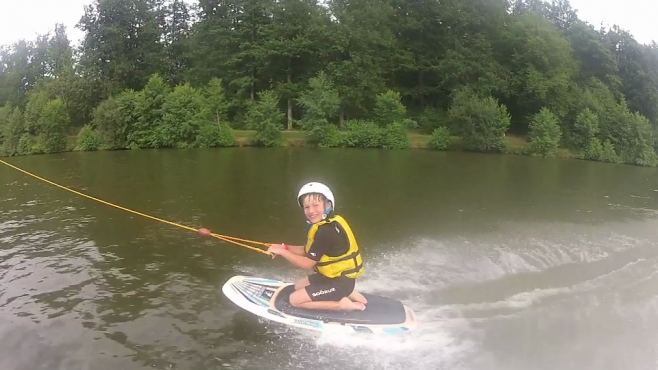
[1,0,658,166]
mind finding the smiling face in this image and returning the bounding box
[301,193,331,224]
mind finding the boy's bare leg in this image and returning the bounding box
[349,290,367,305]
[290,289,365,311]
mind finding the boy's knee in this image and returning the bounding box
[294,277,309,290]
[289,289,310,307]
[289,295,302,307]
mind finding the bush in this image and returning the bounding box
[448,88,510,152]
[195,120,235,147]
[429,126,451,150]
[374,90,407,127]
[1,107,25,156]
[129,74,170,148]
[343,119,382,148]
[381,122,410,149]
[626,112,657,167]
[306,124,342,148]
[159,83,205,148]
[526,107,562,157]
[571,108,599,149]
[599,139,619,163]
[253,122,282,147]
[580,138,618,164]
[245,90,285,147]
[580,137,602,160]
[23,89,52,136]
[34,98,69,154]
[17,133,34,155]
[76,125,101,151]
[93,91,139,150]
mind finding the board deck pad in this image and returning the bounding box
[273,284,407,325]
[221,275,417,334]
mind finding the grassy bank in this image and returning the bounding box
[13,128,577,160]
[231,129,575,159]
[232,129,436,150]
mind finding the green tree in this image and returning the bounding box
[33,98,69,154]
[260,0,330,129]
[500,13,578,132]
[373,90,408,127]
[77,0,165,94]
[571,107,599,150]
[159,83,205,148]
[245,90,285,147]
[202,78,230,125]
[526,107,562,157]
[128,74,170,148]
[1,107,25,156]
[297,71,340,130]
[325,0,404,126]
[92,91,140,150]
[1,0,657,167]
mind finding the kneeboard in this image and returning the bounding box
[221,275,417,334]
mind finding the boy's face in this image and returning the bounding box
[302,195,330,224]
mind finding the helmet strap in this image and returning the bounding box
[322,199,333,220]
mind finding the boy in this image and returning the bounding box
[267,182,367,311]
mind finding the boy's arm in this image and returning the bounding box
[284,244,306,256]
[277,227,330,269]
[279,250,317,270]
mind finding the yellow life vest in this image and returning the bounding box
[304,215,364,279]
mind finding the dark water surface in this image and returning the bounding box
[1,148,658,370]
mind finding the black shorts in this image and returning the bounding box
[305,273,355,302]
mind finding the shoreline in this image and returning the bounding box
[232,130,577,159]
[2,128,577,160]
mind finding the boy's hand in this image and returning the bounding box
[267,243,286,258]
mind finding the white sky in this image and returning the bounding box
[569,0,657,45]
[0,0,656,48]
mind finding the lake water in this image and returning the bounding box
[1,148,658,370]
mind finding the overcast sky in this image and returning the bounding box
[0,0,656,48]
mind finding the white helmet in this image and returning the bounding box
[297,182,335,209]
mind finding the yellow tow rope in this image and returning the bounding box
[0,158,271,255]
